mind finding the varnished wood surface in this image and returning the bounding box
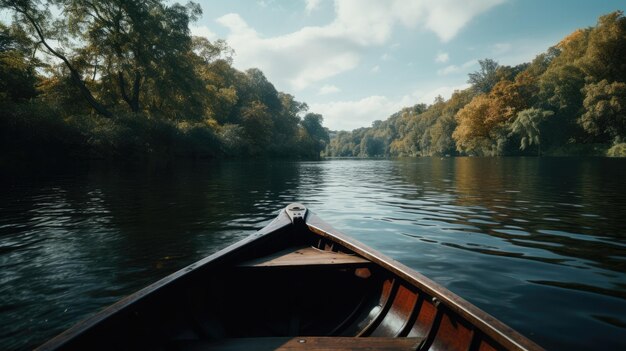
[238,246,371,268]
[172,336,424,351]
[36,204,544,351]
[305,212,544,351]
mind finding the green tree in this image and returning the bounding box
[0,23,38,104]
[580,80,626,142]
[272,93,306,154]
[537,64,586,147]
[509,108,554,155]
[2,0,113,117]
[239,68,282,113]
[428,112,457,156]
[192,40,239,125]
[579,11,626,82]
[2,0,203,118]
[300,113,329,158]
[359,134,384,157]
[241,101,273,154]
[468,58,500,94]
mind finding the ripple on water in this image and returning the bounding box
[1,158,626,351]
[492,229,531,236]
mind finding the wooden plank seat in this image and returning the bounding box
[237,246,371,268]
[171,336,424,351]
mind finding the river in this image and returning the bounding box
[1,158,625,350]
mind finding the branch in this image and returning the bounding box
[92,56,98,81]
[118,71,132,106]
[131,70,141,112]
[13,3,112,118]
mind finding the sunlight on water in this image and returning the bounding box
[1,158,626,350]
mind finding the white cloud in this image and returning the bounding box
[318,84,341,95]
[435,52,449,63]
[412,83,471,105]
[438,65,461,75]
[418,0,505,42]
[217,13,361,90]
[257,0,274,8]
[463,60,477,68]
[437,59,477,75]
[311,95,406,130]
[305,0,322,13]
[312,83,470,130]
[217,14,255,36]
[491,42,512,55]
[492,37,559,66]
[381,53,392,61]
[217,0,505,90]
[371,65,380,73]
[190,25,217,40]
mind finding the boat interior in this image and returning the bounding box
[53,220,507,351]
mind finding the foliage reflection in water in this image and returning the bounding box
[1,158,625,350]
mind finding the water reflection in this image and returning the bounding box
[1,158,625,350]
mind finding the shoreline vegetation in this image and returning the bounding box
[1,0,329,165]
[324,11,626,159]
[1,2,625,164]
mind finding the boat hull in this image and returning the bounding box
[37,204,543,351]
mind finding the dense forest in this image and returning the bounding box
[325,11,626,158]
[0,0,329,162]
[2,4,625,163]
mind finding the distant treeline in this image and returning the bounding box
[0,0,329,162]
[325,11,626,158]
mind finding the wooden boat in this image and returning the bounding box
[38,204,544,351]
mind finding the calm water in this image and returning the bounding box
[1,158,625,350]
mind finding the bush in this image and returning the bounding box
[176,120,221,158]
[544,143,608,156]
[607,143,626,157]
[0,101,88,161]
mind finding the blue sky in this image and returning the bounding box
[191,0,624,131]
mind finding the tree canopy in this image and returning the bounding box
[0,0,329,161]
[325,11,626,158]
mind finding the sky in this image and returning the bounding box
[191,0,624,131]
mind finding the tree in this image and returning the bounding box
[453,69,539,156]
[272,92,306,153]
[2,0,113,117]
[468,58,500,94]
[300,113,329,158]
[359,134,384,157]
[553,28,590,66]
[490,78,528,121]
[325,11,626,158]
[0,23,38,104]
[219,123,246,156]
[241,101,273,154]
[580,11,626,82]
[525,46,560,78]
[192,40,239,124]
[192,37,233,65]
[2,0,203,118]
[509,108,554,155]
[580,80,626,142]
[240,68,282,113]
[429,112,457,156]
[452,95,487,154]
[452,94,506,155]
